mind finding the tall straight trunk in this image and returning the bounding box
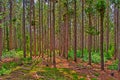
[14,27,17,49]
[118,7,120,72]
[0,0,2,61]
[0,28,2,61]
[6,17,9,51]
[23,0,26,58]
[88,13,92,65]
[114,6,117,60]
[52,1,56,67]
[81,0,84,58]
[33,0,36,56]
[74,0,77,62]
[65,14,69,59]
[106,0,109,53]
[98,15,100,51]
[9,0,13,50]
[63,15,66,57]
[116,8,119,61]
[47,1,50,61]
[65,1,69,59]
[41,0,44,58]
[58,0,62,56]
[38,0,41,57]
[30,0,32,58]
[100,14,104,70]
[50,1,52,61]
[3,7,6,50]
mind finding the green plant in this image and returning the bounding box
[80,78,86,80]
[108,60,118,70]
[0,67,11,76]
[91,78,98,80]
[2,50,23,59]
[0,62,19,76]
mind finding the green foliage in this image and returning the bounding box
[85,26,100,35]
[91,78,98,80]
[80,78,86,80]
[31,20,35,26]
[0,62,19,76]
[36,68,79,80]
[95,0,106,15]
[108,60,118,70]
[12,18,17,22]
[110,0,120,7]
[94,72,100,77]
[0,67,11,76]
[2,50,23,59]
[91,52,101,64]
[21,57,32,63]
[68,48,113,64]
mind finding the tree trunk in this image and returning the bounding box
[106,0,109,54]
[29,0,33,58]
[0,28,2,61]
[52,1,56,67]
[114,6,117,60]
[38,0,41,57]
[33,0,36,56]
[9,0,13,50]
[118,7,120,72]
[74,0,77,62]
[100,14,104,70]
[88,13,92,65]
[81,0,84,58]
[23,0,26,58]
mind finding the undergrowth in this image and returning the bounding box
[68,47,114,64]
[2,50,23,59]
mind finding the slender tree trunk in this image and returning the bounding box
[23,0,26,58]
[0,0,2,61]
[9,0,13,50]
[88,13,92,65]
[50,1,52,61]
[114,6,117,60]
[58,0,62,56]
[100,14,104,70]
[0,28,2,61]
[65,14,69,59]
[52,0,56,67]
[117,8,120,72]
[81,0,84,58]
[41,0,44,58]
[38,0,41,57]
[74,0,77,62]
[106,0,109,53]
[30,0,32,58]
[33,0,36,56]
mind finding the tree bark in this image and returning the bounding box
[74,0,77,62]
[9,0,13,50]
[100,14,104,70]
[81,0,84,58]
[23,0,26,58]
[0,1,2,60]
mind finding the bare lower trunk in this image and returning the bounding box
[0,28,2,61]
[100,14,104,70]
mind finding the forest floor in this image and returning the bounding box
[0,56,120,80]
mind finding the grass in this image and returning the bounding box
[35,67,80,80]
[0,57,33,76]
